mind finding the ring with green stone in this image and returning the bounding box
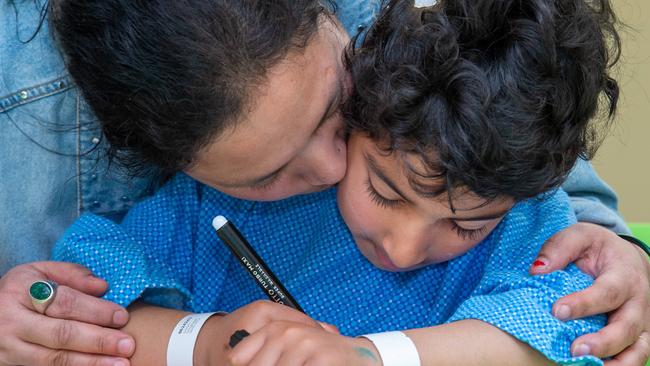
[29,280,58,314]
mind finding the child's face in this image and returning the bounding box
[337,134,514,272]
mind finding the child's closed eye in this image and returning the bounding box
[365,178,402,209]
[450,221,488,241]
[250,173,281,191]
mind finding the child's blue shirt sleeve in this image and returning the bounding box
[446,191,606,365]
[447,265,605,365]
[51,173,202,309]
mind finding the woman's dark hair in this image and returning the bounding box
[345,0,620,203]
[51,0,330,176]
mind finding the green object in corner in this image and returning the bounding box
[627,223,650,366]
[629,223,650,244]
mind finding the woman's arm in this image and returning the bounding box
[563,159,626,233]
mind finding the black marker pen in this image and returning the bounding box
[211,215,305,313]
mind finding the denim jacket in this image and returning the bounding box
[0,0,628,275]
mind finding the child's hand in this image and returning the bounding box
[226,321,381,366]
[196,300,338,364]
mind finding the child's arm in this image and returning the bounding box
[406,320,553,366]
[118,301,329,365]
[228,252,606,365]
[225,318,552,366]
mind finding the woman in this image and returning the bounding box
[0,0,648,365]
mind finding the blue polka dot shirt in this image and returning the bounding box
[53,173,605,365]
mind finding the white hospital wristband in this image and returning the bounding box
[361,331,421,366]
[167,312,225,366]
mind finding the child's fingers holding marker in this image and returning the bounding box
[227,321,313,365]
[224,300,322,339]
[227,321,368,366]
[226,325,274,365]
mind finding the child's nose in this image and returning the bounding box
[382,228,430,269]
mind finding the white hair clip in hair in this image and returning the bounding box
[414,0,437,8]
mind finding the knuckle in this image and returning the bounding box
[603,286,623,305]
[225,349,239,365]
[47,350,70,366]
[53,321,75,348]
[249,300,269,312]
[307,353,330,366]
[302,337,319,352]
[627,273,645,292]
[281,325,304,340]
[95,333,108,355]
[564,296,589,318]
[249,300,274,319]
[52,289,77,317]
[640,341,650,362]
[0,339,21,365]
[598,336,615,354]
[267,321,287,335]
[624,323,641,344]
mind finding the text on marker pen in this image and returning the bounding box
[211,215,305,313]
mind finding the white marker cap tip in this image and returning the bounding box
[212,215,229,230]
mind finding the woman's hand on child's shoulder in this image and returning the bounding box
[530,223,650,366]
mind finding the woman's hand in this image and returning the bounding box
[0,262,135,366]
[531,223,650,366]
[225,320,378,366]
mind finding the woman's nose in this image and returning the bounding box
[303,124,347,187]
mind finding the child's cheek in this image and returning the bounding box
[337,178,381,238]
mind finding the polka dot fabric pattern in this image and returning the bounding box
[53,173,605,365]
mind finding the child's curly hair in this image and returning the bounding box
[345,0,620,203]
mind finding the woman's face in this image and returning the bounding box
[185,19,351,201]
[337,134,514,272]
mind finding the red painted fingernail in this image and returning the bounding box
[533,259,546,267]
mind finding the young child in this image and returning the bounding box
[52,0,619,364]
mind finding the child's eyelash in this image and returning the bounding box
[451,222,488,241]
[366,178,489,240]
[251,174,280,191]
[365,179,401,209]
